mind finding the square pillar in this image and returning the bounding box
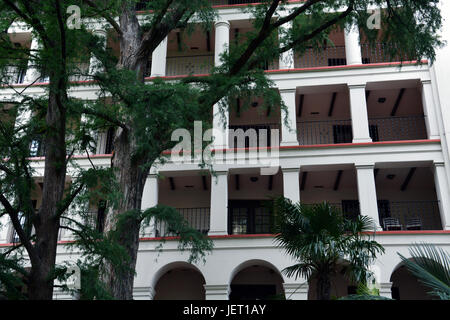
[209,170,228,236]
[421,80,440,139]
[213,20,231,149]
[141,174,159,237]
[150,36,168,77]
[204,284,230,300]
[379,282,393,299]
[433,162,450,230]
[24,36,41,84]
[355,164,381,230]
[88,29,107,76]
[279,22,294,69]
[282,167,300,203]
[280,89,299,146]
[344,23,362,65]
[283,282,309,300]
[349,84,372,143]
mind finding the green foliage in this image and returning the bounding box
[273,199,385,286]
[0,253,27,300]
[398,243,450,300]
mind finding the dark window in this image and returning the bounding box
[341,200,360,221]
[369,124,379,142]
[96,200,107,233]
[362,57,371,64]
[333,125,353,144]
[29,136,46,157]
[328,58,346,66]
[377,200,391,222]
[104,127,115,154]
[228,200,273,235]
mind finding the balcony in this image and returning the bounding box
[294,46,347,69]
[154,207,210,237]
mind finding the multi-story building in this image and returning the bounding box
[1,1,450,300]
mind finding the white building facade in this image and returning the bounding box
[1,1,450,300]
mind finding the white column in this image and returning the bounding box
[280,89,299,146]
[133,287,153,300]
[150,36,168,77]
[0,215,10,244]
[433,162,450,230]
[88,29,107,76]
[141,174,159,237]
[379,283,393,299]
[355,163,381,230]
[421,80,440,139]
[283,282,309,300]
[213,20,231,148]
[282,167,300,203]
[209,170,228,236]
[344,24,362,65]
[24,36,40,84]
[204,284,230,300]
[279,22,294,69]
[349,84,372,143]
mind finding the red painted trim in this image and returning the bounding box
[374,230,450,235]
[26,153,112,161]
[1,230,449,248]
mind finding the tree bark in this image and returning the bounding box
[316,272,331,300]
[27,81,67,300]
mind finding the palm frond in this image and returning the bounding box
[398,243,450,299]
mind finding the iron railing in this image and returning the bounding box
[296,119,353,145]
[296,115,427,146]
[154,207,210,237]
[229,123,280,148]
[368,115,427,141]
[166,55,214,77]
[211,0,260,5]
[380,201,442,231]
[361,42,409,64]
[294,46,347,68]
[228,206,273,235]
[4,65,27,84]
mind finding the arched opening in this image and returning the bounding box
[390,261,436,300]
[307,264,356,300]
[229,260,284,300]
[153,262,205,300]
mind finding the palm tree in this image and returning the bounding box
[273,198,385,300]
[398,243,450,300]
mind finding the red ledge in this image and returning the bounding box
[1,230,449,247]
[4,61,426,88]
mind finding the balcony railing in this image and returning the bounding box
[296,119,353,145]
[154,207,210,237]
[166,55,214,77]
[379,201,442,231]
[361,42,409,64]
[294,46,347,69]
[368,115,427,141]
[296,115,427,146]
[211,0,259,5]
[229,123,280,148]
[4,66,27,84]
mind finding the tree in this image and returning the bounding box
[272,199,385,300]
[398,243,450,300]
[0,0,443,300]
[79,0,443,300]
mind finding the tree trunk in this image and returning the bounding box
[27,87,67,300]
[100,4,152,300]
[316,273,331,300]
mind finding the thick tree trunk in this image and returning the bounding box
[102,128,148,299]
[27,89,67,300]
[316,273,331,300]
[100,4,152,300]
